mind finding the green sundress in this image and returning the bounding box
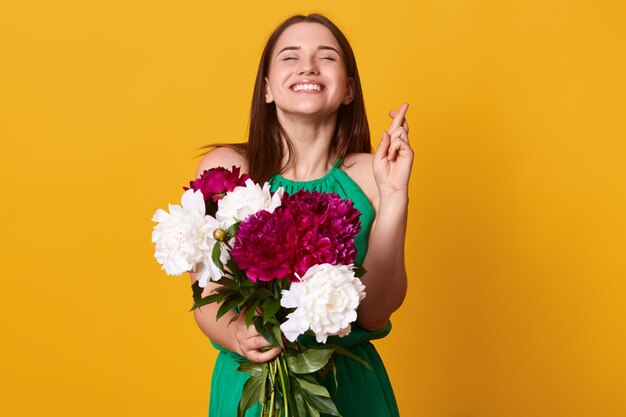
[208,159,399,417]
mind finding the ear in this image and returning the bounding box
[264,77,274,104]
[342,77,355,105]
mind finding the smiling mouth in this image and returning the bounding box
[291,83,324,92]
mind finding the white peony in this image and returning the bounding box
[192,224,230,288]
[216,179,283,227]
[152,189,223,284]
[280,263,366,343]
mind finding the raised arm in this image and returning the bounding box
[356,103,413,330]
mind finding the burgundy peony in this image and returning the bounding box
[283,190,361,277]
[231,207,297,283]
[185,166,250,203]
[231,190,361,283]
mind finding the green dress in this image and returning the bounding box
[208,159,400,417]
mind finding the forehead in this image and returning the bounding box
[274,22,340,52]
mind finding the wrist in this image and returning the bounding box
[377,192,409,212]
[377,186,409,202]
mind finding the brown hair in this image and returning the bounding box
[204,14,371,182]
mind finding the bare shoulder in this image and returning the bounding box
[195,146,248,178]
[341,153,379,207]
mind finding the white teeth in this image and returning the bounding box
[292,84,322,92]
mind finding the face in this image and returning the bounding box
[264,22,355,118]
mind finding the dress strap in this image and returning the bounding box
[332,157,344,169]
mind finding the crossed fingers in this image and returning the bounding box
[386,103,409,161]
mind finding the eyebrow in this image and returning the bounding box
[278,45,341,55]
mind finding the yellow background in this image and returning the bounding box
[1,0,625,416]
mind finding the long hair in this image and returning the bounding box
[206,14,371,182]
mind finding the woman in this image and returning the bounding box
[190,14,412,417]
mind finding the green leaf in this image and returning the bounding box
[211,242,224,271]
[238,373,264,417]
[216,296,242,320]
[271,323,284,348]
[217,277,239,290]
[226,222,240,238]
[191,281,203,304]
[292,384,306,417]
[261,299,281,324]
[225,259,243,279]
[253,319,280,347]
[237,361,263,377]
[214,286,235,296]
[240,278,255,288]
[305,402,321,417]
[245,288,274,302]
[353,264,367,278]
[190,292,225,311]
[259,361,268,403]
[273,280,285,298]
[286,347,334,374]
[324,343,371,369]
[296,377,331,398]
[280,276,293,291]
[297,374,318,384]
[300,389,341,416]
[245,299,262,328]
[240,283,255,294]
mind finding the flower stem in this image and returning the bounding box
[277,353,289,417]
[268,360,276,417]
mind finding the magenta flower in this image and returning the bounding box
[284,190,361,276]
[185,166,250,203]
[231,207,297,283]
[231,190,361,283]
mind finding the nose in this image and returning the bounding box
[296,56,319,75]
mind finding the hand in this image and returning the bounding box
[234,309,282,363]
[373,103,414,196]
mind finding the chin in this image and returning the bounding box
[283,104,340,118]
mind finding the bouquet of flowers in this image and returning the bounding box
[152,166,368,417]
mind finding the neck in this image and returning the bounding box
[276,110,338,181]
